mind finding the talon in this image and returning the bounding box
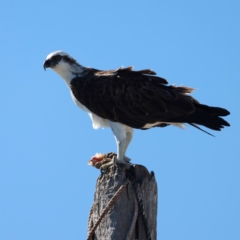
[89,153,131,171]
[88,153,112,169]
[124,156,131,162]
[100,158,115,171]
[114,156,131,169]
[99,156,131,170]
[114,156,126,164]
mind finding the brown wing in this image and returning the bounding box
[70,67,230,131]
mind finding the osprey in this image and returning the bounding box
[43,51,230,166]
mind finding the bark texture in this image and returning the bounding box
[88,164,157,240]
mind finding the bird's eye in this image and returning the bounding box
[54,55,62,61]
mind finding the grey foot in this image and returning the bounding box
[124,156,131,162]
[100,156,130,171]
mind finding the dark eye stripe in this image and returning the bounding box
[50,54,80,66]
[52,55,62,61]
[62,56,77,65]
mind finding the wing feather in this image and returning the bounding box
[70,67,230,131]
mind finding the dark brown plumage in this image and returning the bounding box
[70,66,230,133]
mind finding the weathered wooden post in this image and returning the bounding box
[87,159,158,240]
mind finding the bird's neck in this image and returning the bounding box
[53,62,85,86]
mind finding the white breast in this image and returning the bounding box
[70,91,110,129]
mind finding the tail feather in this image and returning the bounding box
[195,103,230,116]
[187,104,230,132]
[189,123,214,136]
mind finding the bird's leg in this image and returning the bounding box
[99,122,133,170]
[112,135,129,164]
[123,129,133,162]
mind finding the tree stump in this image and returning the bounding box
[88,164,158,240]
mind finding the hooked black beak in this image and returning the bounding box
[43,60,51,70]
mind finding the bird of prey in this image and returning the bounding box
[43,51,230,167]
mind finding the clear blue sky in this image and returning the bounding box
[1,1,239,239]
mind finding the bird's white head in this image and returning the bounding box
[43,51,85,86]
